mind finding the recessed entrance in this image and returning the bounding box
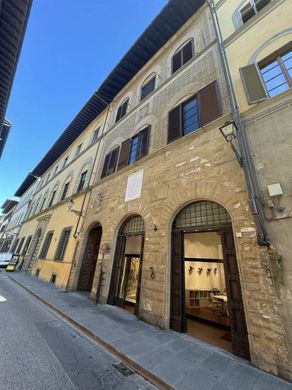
[170,201,250,359]
[77,225,102,292]
[108,215,144,316]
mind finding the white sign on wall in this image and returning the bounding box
[125,169,144,202]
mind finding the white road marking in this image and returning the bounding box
[0,295,7,302]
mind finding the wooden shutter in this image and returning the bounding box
[168,105,182,143]
[240,2,256,23]
[101,153,110,178]
[221,229,250,360]
[199,81,222,126]
[137,126,150,160]
[172,51,182,74]
[240,64,268,104]
[182,41,193,65]
[107,147,119,175]
[117,139,131,170]
[108,235,126,305]
[170,230,187,332]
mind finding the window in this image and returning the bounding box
[63,156,69,168]
[117,126,151,170]
[61,181,70,201]
[22,236,32,255]
[48,189,57,207]
[50,273,57,284]
[101,146,120,178]
[75,144,82,157]
[172,40,194,74]
[77,170,88,192]
[240,45,292,103]
[141,77,156,101]
[39,231,53,259]
[55,228,71,261]
[260,49,292,97]
[54,165,59,175]
[40,195,47,212]
[17,237,25,254]
[46,173,51,183]
[168,81,221,143]
[115,99,129,123]
[92,128,100,143]
[240,0,271,24]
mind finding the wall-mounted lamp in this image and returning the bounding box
[188,265,194,274]
[67,199,83,217]
[219,121,243,167]
[197,267,203,275]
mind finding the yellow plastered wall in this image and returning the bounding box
[217,0,292,112]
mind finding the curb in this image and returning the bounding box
[8,275,174,390]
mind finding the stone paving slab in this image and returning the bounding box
[8,272,292,390]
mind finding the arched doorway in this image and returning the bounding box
[108,215,144,316]
[77,225,102,292]
[170,201,250,360]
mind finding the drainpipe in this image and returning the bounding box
[72,98,112,239]
[206,0,270,246]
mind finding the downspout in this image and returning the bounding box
[72,97,112,239]
[207,0,270,246]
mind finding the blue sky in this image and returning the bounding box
[0,0,168,207]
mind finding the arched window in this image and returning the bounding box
[115,98,129,123]
[40,192,49,212]
[172,39,194,74]
[140,75,156,101]
[60,177,72,201]
[48,185,58,207]
[77,165,88,192]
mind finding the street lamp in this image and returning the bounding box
[219,121,243,167]
[67,199,82,217]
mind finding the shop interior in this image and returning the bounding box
[184,231,232,352]
[118,235,142,313]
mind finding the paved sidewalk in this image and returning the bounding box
[7,272,292,390]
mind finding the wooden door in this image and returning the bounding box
[170,230,187,332]
[221,229,250,360]
[108,235,126,305]
[78,226,102,292]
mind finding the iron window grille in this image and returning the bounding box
[140,77,156,101]
[174,201,231,230]
[260,49,292,97]
[122,216,145,234]
[39,231,54,259]
[55,228,71,261]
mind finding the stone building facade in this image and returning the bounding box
[11,0,292,381]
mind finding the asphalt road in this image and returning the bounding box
[0,272,157,390]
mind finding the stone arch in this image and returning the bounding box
[169,199,250,359]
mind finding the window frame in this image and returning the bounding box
[239,0,271,25]
[54,227,71,261]
[92,128,100,143]
[259,45,292,97]
[128,127,151,165]
[115,99,129,123]
[48,187,58,208]
[75,143,82,158]
[39,231,54,259]
[171,39,194,74]
[61,181,70,201]
[140,76,156,101]
[77,170,88,192]
[101,146,120,178]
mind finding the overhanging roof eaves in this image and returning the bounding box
[0,119,11,158]
[0,0,33,147]
[14,173,36,197]
[1,198,18,213]
[15,0,206,196]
